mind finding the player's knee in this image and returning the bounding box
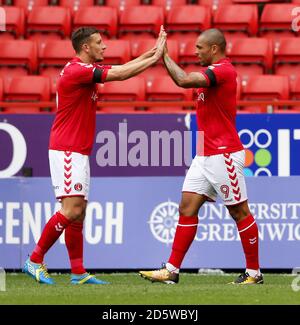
[179,203,197,217]
[62,205,86,222]
[227,203,250,222]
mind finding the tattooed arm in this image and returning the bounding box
[163,46,209,88]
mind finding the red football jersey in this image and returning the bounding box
[49,57,111,155]
[196,58,243,156]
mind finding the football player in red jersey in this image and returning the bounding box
[23,26,167,285]
[139,28,263,285]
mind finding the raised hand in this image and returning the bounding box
[154,26,167,61]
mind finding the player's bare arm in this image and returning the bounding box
[163,50,208,88]
[105,30,166,81]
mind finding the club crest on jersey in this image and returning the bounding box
[197,92,205,102]
[74,183,83,191]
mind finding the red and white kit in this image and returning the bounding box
[183,58,246,205]
[49,57,111,200]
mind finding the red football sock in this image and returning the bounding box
[168,215,198,269]
[31,211,71,264]
[237,214,259,270]
[65,221,86,274]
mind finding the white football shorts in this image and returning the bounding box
[182,150,247,205]
[49,149,90,201]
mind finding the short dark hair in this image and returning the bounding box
[71,27,100,53]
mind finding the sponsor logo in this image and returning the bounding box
[74,183,83,192]
[148,201,179,244]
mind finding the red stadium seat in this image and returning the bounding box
[101,40,131,65]
[27,7,71,40]
[290,76,300,99]
[38,39,73,99]
[38,40,74,69]
[60,0,94,14]
[73,7,118,38]
[166,6,211,33]
[40,67,61,101]
[97,76,145,112]
[168,32,198,55]
[3,76,51,113]
[241,75,289,112]
[274,38,300,91]
[260,4,299,41]
[166,5,211,50]
[213,4,258,37]
[146,75,193,112]
[275,65,300,94]
[235,65,264,83]
[0,67,29,86]
[274,37,300,66]
[152,0,186,16]
[178,39,198,65]
[0,7,25,39]
[227,38,273,75]
[13,0,48,14]
[139,65,169,83]
[0,40,37,74]
[105,0,140,13]
[200,0,233,13]
[119,6,164,39]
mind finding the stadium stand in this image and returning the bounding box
[101,39,131,64]
[2,76,51,113]
[259,4,300,41]
[201,0,233,13]
[213,4,258,38]
[60,0,94,15]
[0,6,25,39]
[226,37,273,81]
[166,5,211,46]
[240,75,289,112]
[37,39,74,99]
[73,6,118,38]
[0,1,299,113]
[146,75,193,112]
[97,76,146,112]
[152,0,187,16]
[105,0,141,13]
[26,6,71,41]
[0,39,38,75]
[274,37,300,90]
[13,0,48,14]
[118,5,164,39]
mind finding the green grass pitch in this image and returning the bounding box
[0,273,299,305]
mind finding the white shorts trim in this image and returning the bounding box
[182,150,248,205]
[49,150,90,201]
